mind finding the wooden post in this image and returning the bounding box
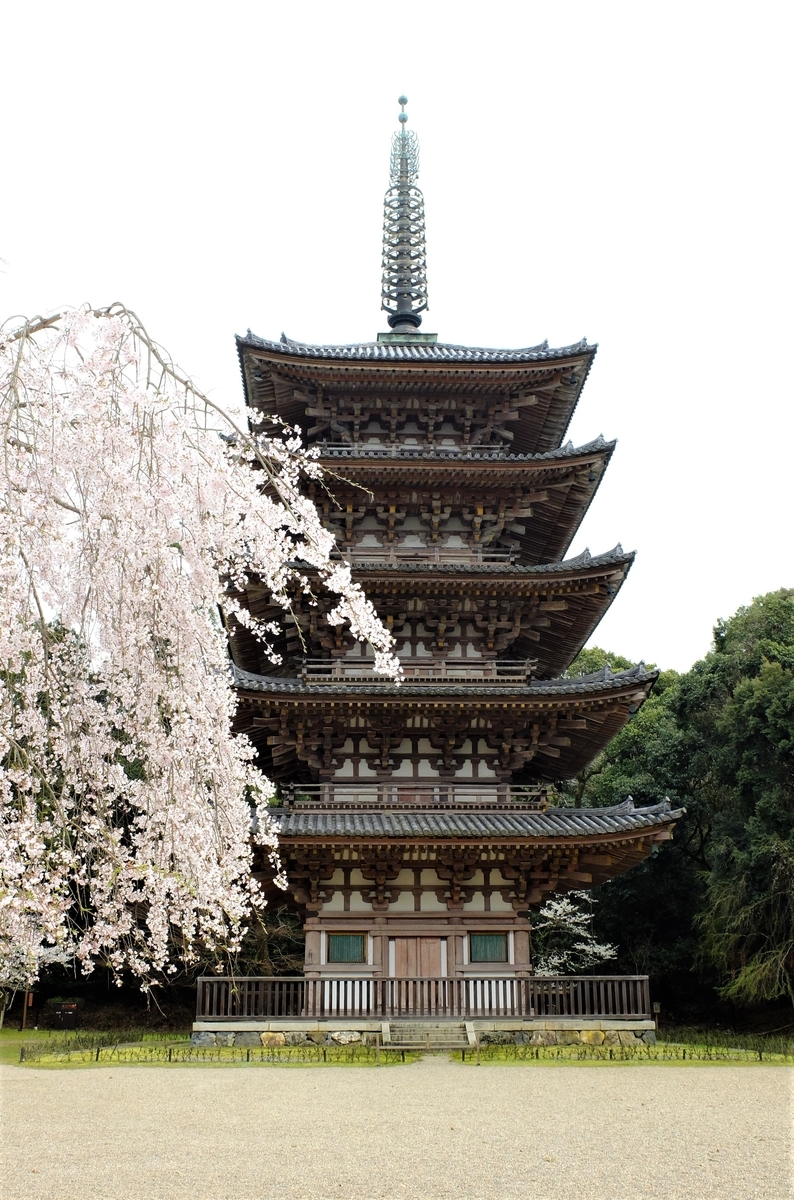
[475,1033,481,1066]
[375,1032,381,1066]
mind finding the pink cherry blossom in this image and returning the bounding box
[0,305,398,998]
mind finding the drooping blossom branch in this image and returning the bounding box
[0,305,398,996]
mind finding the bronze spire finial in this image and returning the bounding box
[381,95,428,331]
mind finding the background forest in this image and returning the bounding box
[567,587,794,1028]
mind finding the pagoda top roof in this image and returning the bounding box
[273,797,682,842]
[238,332,597,456]
[238,330,595,367]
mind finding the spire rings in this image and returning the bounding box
[380,96,428,328]
[390,129,420,184]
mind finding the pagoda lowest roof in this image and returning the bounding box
[273,798,682,843]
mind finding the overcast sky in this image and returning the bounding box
[3,1,792,671]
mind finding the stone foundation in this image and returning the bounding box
[479,1028,656,1046]
[191,1018,657,1048]
[191,1029,375,1048]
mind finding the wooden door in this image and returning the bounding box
[393,937,443,977]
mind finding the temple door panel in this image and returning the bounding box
[391,937,443,977]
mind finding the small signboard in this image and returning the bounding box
[54,1003,78,1030]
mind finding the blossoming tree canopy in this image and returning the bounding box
[531,891,617,976]
[0,305,399,996]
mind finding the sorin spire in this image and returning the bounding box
[381,96,429,331]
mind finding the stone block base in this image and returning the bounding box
[479,1028,657,1046]
[191,1017,656,1049]
[190,1028,376,1048]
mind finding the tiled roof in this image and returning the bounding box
[237,331,595,365]
[315,435,611,463]
[232,661,657,698]
[273,798,682,840]
[343,546,633,576]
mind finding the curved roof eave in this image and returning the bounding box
[236,330,597,367]
[272,797,684,841]
[231,661,658,699]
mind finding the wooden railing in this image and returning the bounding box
[300,658,534,685]
[318,443,508,459]
[281,782,549,810]
[344,546,515,566]
[196,976,651,1022]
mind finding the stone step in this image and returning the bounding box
[387,1021,469,1046]
[390,1033,468,1041]
[389,1035,467,1041]
[389,1028,467,1035]
[389,1023,467,1031]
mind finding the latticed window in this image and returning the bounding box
[469,933,508,963]
[327,933,367,963]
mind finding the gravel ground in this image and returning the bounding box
[1,1057,791,1200]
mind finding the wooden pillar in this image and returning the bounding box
[514,929,530,968]
[373,933,386,973]
[452,933,466,976]
[304,930,321,970]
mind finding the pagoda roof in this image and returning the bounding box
[240,330,594,366]
[232,663,657,781]
[343,544,632,578]
[232,660,655,700]
[231,545,634,680]
[237,333,597,456]
[311,437,615,568]
[315,436,608,465]
[273,797,682,843]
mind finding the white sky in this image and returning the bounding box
[3,1,792,672]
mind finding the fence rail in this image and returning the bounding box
[281,783,549,809]
[301,658,534,685]
[196,976,651,1022]
[344,547,515,566]
[317,443,509,459]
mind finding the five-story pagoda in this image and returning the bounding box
[229,99,680,989]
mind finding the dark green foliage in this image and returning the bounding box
[570,590,794,1018]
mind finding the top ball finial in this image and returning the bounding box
[398,95,408,106]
